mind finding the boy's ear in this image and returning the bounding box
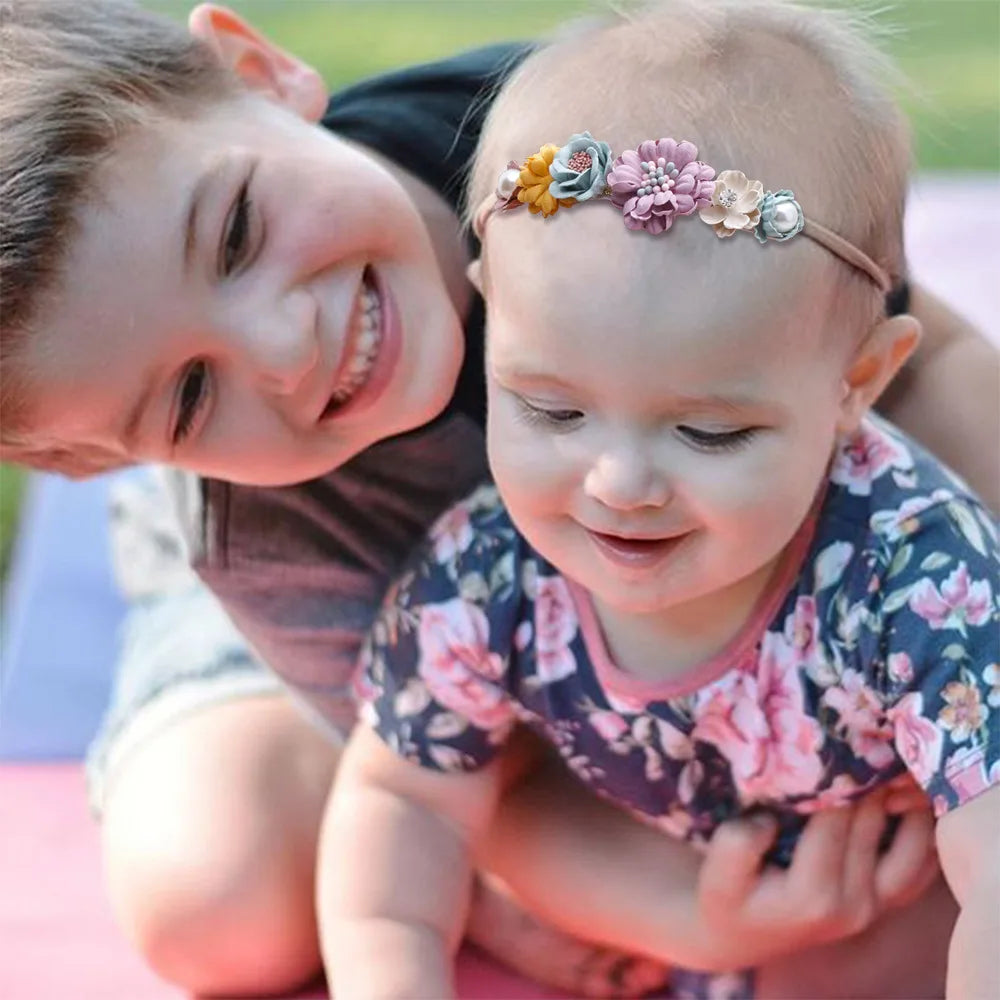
[837,314,921,432]
[188,4,327,122]
[466,259,484,295]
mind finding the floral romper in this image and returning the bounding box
[358,417,1000,999]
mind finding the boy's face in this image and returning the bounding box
[24,92,463,484]
[485,206,852,620]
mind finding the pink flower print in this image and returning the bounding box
[822,668,895,768]
[944,744,991,806]
[430,503,475,564]
[937,680,987,743]
[831,423,913,496]
[908,563,994,632]
[887,652,915,684]
[606,138,715,235]
[534,575,579,684]
[694,630,824,803]
[417,598,514,732]
[983,664,1000,707]
[783,596,820,661]
[888,692,944,788]
[589,709,630,743]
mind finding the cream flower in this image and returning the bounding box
[699,169,764,238]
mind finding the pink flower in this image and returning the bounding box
[887,652,914,684]
[694,629,824,803]
[822,668,895,768]
[606,138,715,235]
[937,680,987,742]
[534,575,579,683]
[417,598,513,732]
[908,563,994,631]
[944,744,991,806]
[888,692,944,788]
[869,489,955,541]
[430,504,475,563]
[589,709,630,742]
[830,423,913,496]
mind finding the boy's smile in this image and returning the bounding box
[23,90,463,485]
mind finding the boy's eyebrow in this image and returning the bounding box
[184,158,228,272]
[120,367,156,450]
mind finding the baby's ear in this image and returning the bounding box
[466,258,484,294]
[188,4,327,122]
[838,314,921,432]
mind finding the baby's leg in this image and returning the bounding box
[99,693,337,996]
[756,874,956,999]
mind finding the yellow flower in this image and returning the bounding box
[517,144,575,217]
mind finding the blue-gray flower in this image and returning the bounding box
[755,189,804,243]
[549,132,613,202]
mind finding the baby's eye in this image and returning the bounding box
[172,360,210,444]
[220,177,252,276]
[517,398,585,430]
[677,425,757,452]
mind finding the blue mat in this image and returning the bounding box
[0,471,138,760]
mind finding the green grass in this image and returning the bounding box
[1,0,996,574]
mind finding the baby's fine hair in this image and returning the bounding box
[469,0,910,333]
[0,0,237,476]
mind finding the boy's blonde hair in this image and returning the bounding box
[469,0,910,337]
[1,0,237,476]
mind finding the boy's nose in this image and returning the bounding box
[237,296,319,397]
[583,448,671,511]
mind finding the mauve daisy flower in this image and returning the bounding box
[606,138,716,234]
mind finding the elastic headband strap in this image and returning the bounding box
[473,134,892,295]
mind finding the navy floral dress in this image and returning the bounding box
[357,417,999,999]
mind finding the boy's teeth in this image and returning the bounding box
[327,276,383,409]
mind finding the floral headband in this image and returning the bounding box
[474,132,890,293]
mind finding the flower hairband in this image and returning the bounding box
[474,132,890,293]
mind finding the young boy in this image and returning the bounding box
[2,1,993,995]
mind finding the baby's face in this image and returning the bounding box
[22,92,463,484]
[485,204,851,617]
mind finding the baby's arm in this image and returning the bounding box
[878,284,999,510]
[321,724,503,999]
[936,784,1000,998]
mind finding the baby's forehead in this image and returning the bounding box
[485,203,834,362]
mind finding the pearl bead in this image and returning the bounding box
[657,157,666,167]
[772,201,800,233]
[496,168,520,200]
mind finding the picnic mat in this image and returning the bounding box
[0,176,996,998]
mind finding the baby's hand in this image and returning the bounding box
[692,784,939,970]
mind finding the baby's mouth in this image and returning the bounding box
[322,268,383,417]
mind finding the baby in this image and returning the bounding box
[324,2,999,998]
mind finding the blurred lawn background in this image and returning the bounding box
[0,0,997,574]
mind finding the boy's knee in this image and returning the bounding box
[102,797,321,995]
[97,699,337,994]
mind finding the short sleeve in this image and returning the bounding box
[356,486,522,773]
[880,497,1000,816]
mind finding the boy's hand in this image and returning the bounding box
[693,782,939,969]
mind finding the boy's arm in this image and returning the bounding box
[935,784,1000,999]
[877,283,999,510]
[485,752,937,971]
[319,724,503,1000]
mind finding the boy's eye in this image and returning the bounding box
[677,425,757,452]
[219,177,252,276]
[172,360,210,444]
[516,398,585,431]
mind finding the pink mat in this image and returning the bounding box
[0,764,569,1000]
